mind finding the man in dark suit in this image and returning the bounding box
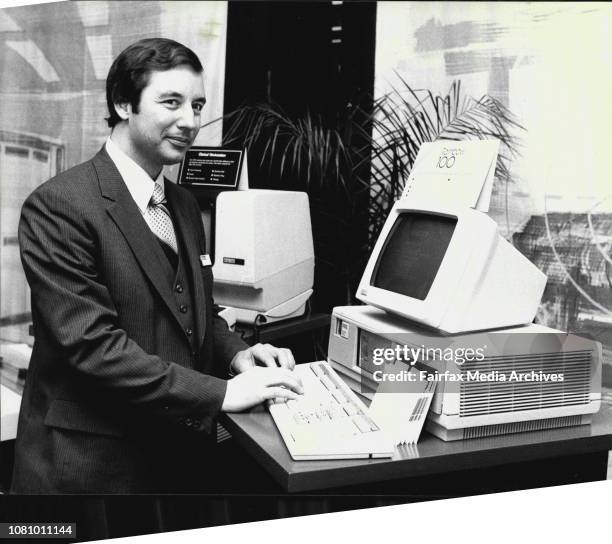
[12,38,302,494]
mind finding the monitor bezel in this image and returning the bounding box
[356,199,496,329]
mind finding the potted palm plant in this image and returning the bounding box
[215,77,523,311]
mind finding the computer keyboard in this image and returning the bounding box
[268,361,395,460]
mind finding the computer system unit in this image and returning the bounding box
[212,189,314,324]
[328,305,601,441]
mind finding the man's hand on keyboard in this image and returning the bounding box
[230,343,296,374]
[221,367,304,412]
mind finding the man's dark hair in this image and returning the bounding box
[105,38,203,128]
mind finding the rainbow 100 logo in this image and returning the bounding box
[436,147,464,168]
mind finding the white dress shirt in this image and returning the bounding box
[105,137,165,215]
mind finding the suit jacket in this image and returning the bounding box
[11,148,247,494]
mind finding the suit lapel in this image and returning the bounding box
[92,149,185,332]
[164,182,207,345]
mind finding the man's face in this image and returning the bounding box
[122,66,206,173]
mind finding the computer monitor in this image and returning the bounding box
[356,199,547,334]
[212,189,314,324]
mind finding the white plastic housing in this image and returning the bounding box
[212,189,314,314]
[357,200,547,334]
[327,305,601,441]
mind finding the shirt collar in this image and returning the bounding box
[105,137,164,213]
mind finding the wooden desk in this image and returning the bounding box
[223,404,612,494]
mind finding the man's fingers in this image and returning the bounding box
[274,347,289,368]
[263,387,299,402]
[276,348,296,370]
[285,349,296,370]
[263,369,303,394]
[252,367,302,394]
[251,344,278,367]
[250,344,297,372]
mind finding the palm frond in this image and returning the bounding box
[218,78,523,305]
[364,76,524,248]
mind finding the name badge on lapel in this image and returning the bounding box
[200,254,212,267]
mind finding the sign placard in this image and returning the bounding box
[178,147,248,190]
[401,140,500,212]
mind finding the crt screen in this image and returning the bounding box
[371,213,457,301]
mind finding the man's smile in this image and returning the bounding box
[166,135,191,147]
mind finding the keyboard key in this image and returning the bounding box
[325,406,340,420]
[331,389,347,404]
[293,414,306,425]
[352,414,372,433]
[367,419,379,432]
[343,403,360,416]
[329,372,348,390]
[311,363,325,378]
[320,375,336,391]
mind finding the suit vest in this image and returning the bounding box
[156,236,198,355]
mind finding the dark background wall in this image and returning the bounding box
[223,1,377,311]
[224,1,376,123]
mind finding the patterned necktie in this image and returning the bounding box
[146,183,178,254]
